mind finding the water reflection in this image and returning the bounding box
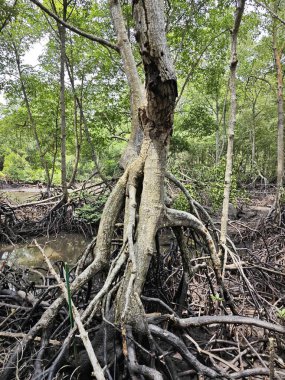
[0,233,89,267]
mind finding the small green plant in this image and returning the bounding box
[277,308,285,319]
[210,293,224,302]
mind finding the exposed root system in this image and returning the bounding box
[0,181,112,243]
[1,205,285,380]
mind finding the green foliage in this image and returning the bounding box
[75,194,108,224]
[0,0,18,31]
[210,293,224,302]
[206,160,239,209]
[277,308,285,319]
[172,158,249,212]
[173,183,198,212]
[0,0,282,198]
[179,104,216,137]
[2,151,33,181]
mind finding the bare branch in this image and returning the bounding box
[149,324,221,378]
[168,314,285,334]
[36,241,105,380]
[29,0,120,52]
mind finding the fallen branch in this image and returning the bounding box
[167,314,285,334]
[36,241,105,380]
[0,331,61,346]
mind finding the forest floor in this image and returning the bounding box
[0,183,285,379]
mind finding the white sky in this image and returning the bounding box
[0,40,45,106]
[22,41,44,66]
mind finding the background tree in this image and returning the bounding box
[219,0,246,263]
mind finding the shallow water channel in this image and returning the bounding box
[0,233,89,267]
[0,186,42,203]
[0,186,90,267]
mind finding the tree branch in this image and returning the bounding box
[29,0,120,52]
[254,0,285,27]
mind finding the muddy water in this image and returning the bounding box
[0,233,89,267]
[0,186,90,267]
[0,187,42,203]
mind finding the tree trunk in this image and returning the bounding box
[66,49,82,188]
[113,0,178,327]
[215,98,220,165]
[219,0,245,257]
[110,0,145,169]
[59,19,68,199]
[12,40,51,191]
[51,0,68,199]
[50,102,60,187]
[273,16,284,221]
[68,96,81,187]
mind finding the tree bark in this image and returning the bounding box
[273,9,284,221]
[58,4,68,199]
[110,0,145,168]
[66,49,82,188]
[114,0,177,326]
[219,0,245,256]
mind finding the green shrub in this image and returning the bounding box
[75,194,108,223]
[277,308,285,319]
[172,158,248,212]
[173,183,198,211]
[2,151,33,181]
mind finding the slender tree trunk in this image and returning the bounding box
[251,100,256,173]
[220,79,230,158]
[68,97,81,187]
[66,48,82,188]
[273,20,284,221]
[65,60,108,183]
[51,0,68,199]
[50,103,60,187]
[59,20,68,199]
[215,98,220,165]
[12,41,51,190]
[219,0,245,255]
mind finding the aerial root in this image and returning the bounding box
[162,207,238,314]
[126,326,163,380]
[2,167,285,379]
[148,324,221,379]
